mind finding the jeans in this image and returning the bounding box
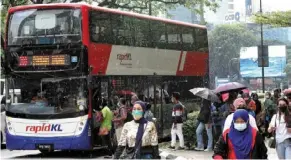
[276,138,291,159]
[171,123,184,147]
[196,122,213,149]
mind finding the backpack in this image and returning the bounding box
[119,106,133,123]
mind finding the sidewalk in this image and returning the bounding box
[159,141,278,159]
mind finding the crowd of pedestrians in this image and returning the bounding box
[93,87,291,159]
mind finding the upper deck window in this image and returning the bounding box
[8,8,81,46]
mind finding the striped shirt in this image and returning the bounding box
[172,103,184,124]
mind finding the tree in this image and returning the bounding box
[208,24,258,80]
[252,11,291,27]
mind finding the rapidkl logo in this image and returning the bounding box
[26,124,63,133]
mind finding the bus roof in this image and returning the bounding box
[8,3,206,29]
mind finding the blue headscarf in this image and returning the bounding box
[229,109,253,159]
[133,101,148,158]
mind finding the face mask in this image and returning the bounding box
[117,102,121,107]
[234,123,247,131]
[279,106,287,113]
[132,110,143,120]
[265,95,269,99]
[243,98,249,101]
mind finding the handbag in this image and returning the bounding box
[120,122,148,159]
[268,114,277,148]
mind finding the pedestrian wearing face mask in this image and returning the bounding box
[223,98,258,133]
[213,109,268,159]
[113,101,159,159]
[268,98,291,159]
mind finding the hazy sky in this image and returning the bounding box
[262,0,291,12]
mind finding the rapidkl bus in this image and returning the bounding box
[3,3,209,152]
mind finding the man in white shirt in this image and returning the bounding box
[223,98,258,133]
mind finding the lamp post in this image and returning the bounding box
[228,58,239,79]
[260,0,265,93]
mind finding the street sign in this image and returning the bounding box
[258,45,269,67]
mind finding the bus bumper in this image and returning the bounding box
[5,124,91,150]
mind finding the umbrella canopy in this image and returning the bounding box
[215,82,247,93]
[189,88,221,102]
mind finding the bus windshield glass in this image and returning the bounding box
[6,77,87,117]
[8,8,81,46]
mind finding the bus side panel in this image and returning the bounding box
[6,120,91,150]
[176,51,208,76]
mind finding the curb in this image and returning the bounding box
[159,150,187,160]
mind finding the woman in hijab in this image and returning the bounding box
[213,109,267,159]
[113,101,159,159]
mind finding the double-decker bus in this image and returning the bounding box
[3,3,209,152]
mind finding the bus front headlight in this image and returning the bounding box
[6,117,15,135]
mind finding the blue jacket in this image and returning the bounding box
[211,104,226,126]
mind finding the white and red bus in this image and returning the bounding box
[3,3,209,152]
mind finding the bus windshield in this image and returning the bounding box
[8,8,81,46]
[6,77,87,118]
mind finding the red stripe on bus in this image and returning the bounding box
[88,43,112,75]
[81,5,89,46]
[176,52,208,76]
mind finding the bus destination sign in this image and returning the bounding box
[19,55,71,67]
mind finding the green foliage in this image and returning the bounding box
[183,111,208,149]
[183,111,199,148]
[252,11,291,27]
[209,23,258,77]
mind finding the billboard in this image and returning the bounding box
[240,45,287,78]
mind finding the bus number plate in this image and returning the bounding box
[36,144,53,150]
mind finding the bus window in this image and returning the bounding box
[150,21,166,49]
[195,28,208,52]
[132,17,150,48]
[8,9,81,46]
[110,14,135,46]
[180,26,195,51]
[89,11,113,43]
[165,24,182,50]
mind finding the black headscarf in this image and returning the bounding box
[133,101,148,158]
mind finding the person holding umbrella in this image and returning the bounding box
[189,88,219,152]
